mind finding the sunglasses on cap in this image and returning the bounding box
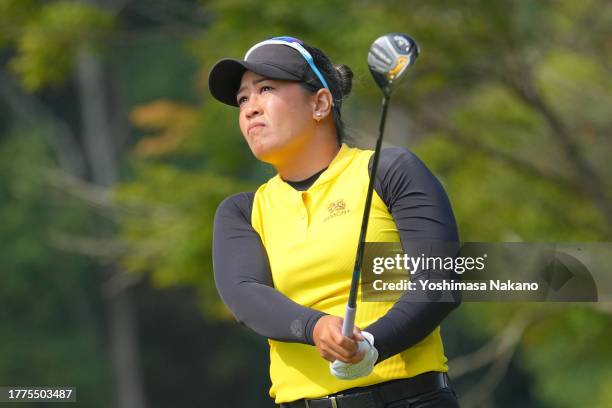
[244,36,331,91]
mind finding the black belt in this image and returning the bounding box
[280,371,451,408]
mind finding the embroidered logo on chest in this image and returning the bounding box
[324,199,350,221]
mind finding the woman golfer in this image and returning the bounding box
[210,36,461,407]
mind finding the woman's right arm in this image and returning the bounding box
[213,192,326,344]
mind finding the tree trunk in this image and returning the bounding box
[75,48,148,408]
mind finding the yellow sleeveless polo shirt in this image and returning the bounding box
[251,143,448,403]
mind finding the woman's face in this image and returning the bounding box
[236,70,316,164]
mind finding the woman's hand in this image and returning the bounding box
[312,315,365,363]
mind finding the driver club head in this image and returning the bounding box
[368,33,420,97]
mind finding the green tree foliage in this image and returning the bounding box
[116,161,254,317]
[0,131,112,407]
[1,0,114,90]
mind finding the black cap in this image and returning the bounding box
[208,41,326,107]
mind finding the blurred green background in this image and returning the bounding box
[0,0,611,407]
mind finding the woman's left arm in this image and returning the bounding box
[364,147,461,363]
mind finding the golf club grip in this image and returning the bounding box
[342,305,356,337]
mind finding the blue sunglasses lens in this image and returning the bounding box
[271,36,304,45]
[264,36,330,91]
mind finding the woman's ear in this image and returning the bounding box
[312,89,333,121]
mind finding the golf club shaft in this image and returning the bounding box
[342,95,391,338]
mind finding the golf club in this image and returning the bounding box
[342,33,420,337]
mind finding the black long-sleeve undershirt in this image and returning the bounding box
[212,146,460,363]
[365,147,461,362]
